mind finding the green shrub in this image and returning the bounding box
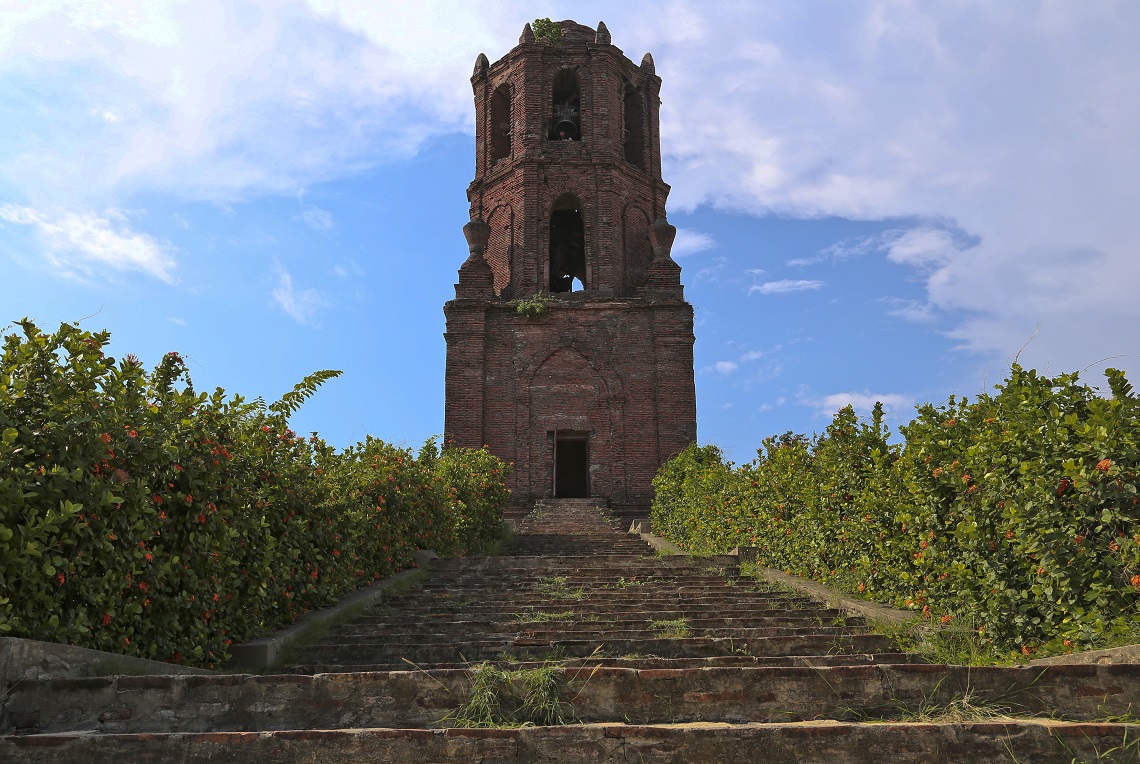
[0,320,510,667]
[531,18,562,45]
[651,366,1140,656]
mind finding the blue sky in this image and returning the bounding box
[2,1,1138,464]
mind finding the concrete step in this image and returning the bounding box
[5,720,1138,763]
[291,633,904,668]
[7,665,1139,736]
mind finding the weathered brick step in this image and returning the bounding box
[295,633,900,665]
[410,588,766,602]
[346,607,845,628]
[405,585,812,599]
[434,554,738,567]
[402,595,817,611]
[9,721,1135,764]
[381,595,824,612]
[369,595,836,610]
[417,571,747,584]
[9,665,1137,738]
[286,652,925,674]
[434,557,717,567]
[506,541,646,550]
[347,614,866,631]
[314,626,868,648]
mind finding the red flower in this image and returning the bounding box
[56,573,66,586]
[99,432,111,444]
[102,613,112,626]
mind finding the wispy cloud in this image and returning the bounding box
[671,228,716,258]
[298,207,335,233]
[714,360,738,375]
[749,279,824,296]
[693,255,728,282]
[879,297,937,323]
[803,391,914,419]
[271,262,326,324]
[0,204,176,282]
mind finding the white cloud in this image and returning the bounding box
[637,2,1140,376]
[271,262,326,324]
[714,360,738,375]
[671,228,716,258]
[0,1,515,203]
[749,279,824,296]
[298,207,334,232]
[805,391,914,419]
[882,227,958,267]
[739,350,764,362]
[693,255,727,282]
[879,297,936,323]
[2,4,1139,381]
[0,204,176,282]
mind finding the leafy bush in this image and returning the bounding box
[651,366,1140,656]
[512,293,551,318]
[531,18,562,45]
[0,320,510,667]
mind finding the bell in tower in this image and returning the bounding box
[444,20,696,522]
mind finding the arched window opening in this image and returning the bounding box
[489,83,511,163]
[623,82,645,168]
[549,69,580,141]
[549,194,585,292]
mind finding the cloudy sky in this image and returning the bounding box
[2,1,1137,463]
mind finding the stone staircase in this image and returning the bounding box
[4,499,1139,762]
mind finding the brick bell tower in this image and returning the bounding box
[444,20,696,519]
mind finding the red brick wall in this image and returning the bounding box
[446,21,696,514]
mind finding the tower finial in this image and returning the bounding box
[473,53,489,78]
[595,21,611,45]
[520,22,534,44]
[640,52,655,74]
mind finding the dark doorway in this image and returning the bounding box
[554,436,589,498]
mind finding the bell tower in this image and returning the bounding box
[444,20,696,519]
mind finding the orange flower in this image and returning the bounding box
[1130,574,1140,590]
[1096,459,1112,472]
